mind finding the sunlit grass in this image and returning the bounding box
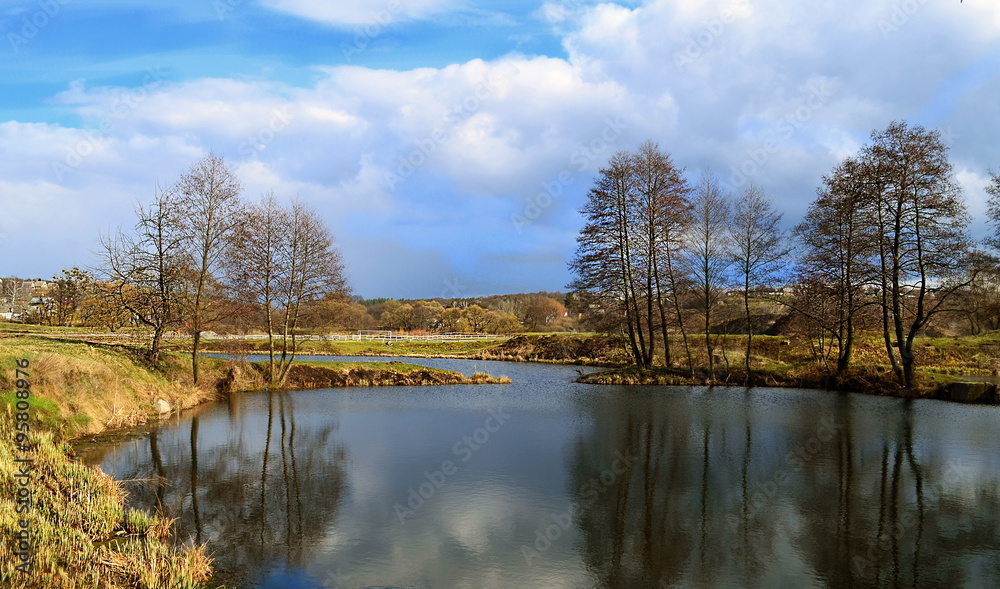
[0,408,215,589]
[0,337,224,438]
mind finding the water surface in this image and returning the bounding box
[83,358,1000,588]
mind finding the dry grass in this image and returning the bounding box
[280,363,511,389]
[0,337,226,438]
[0,408,215,588]
[469,371,512,384]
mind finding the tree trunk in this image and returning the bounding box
[666,249,694,376]
[150,325,164,364]
[645,238,656,366]
[901,347,916,389]
[266,303,276,384]
[192,329,201,384]
[743,276,752,382]
[655,274,672,368]
[705,300,714,381]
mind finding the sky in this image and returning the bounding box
[1,0,999,299]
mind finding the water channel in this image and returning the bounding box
[81,357,1000,588]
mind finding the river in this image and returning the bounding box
[80,357,1000,588]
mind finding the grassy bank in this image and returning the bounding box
[160,335,507,359]
[282,361,511,389]
[0,408,213,589]
[578,364,918,396]
[0,336,242,438]
[0,338,230,588]
[577,331,1000,403]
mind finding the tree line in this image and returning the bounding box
[9,276,575,338]
[569,122,1000,388]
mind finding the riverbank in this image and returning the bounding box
[282,361,510,389]
[577,360,1000,404]
[0,336,224,438]
[0,408,214,589]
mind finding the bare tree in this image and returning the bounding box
[272,199,348,385]
[569,152,648,365]
[100,187,185,363]
[174,153,243,383]
[966,170,1000,334]
[229,192,286,382]
[684,171,731,380]
[658,204,696,375]
[569,144,697,369]
[229,195,347,385]
[794,157,878,375]
[1,277,32,319]
[866,121,975,388]
[986,169,1000,251]
[729,183,788,381]
[632,140,692,369]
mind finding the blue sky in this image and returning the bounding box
[2,0,999,298]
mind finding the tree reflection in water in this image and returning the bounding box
[115,391,347,586]
[571,389,1000,589]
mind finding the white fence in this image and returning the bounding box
[210,332,508,342]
